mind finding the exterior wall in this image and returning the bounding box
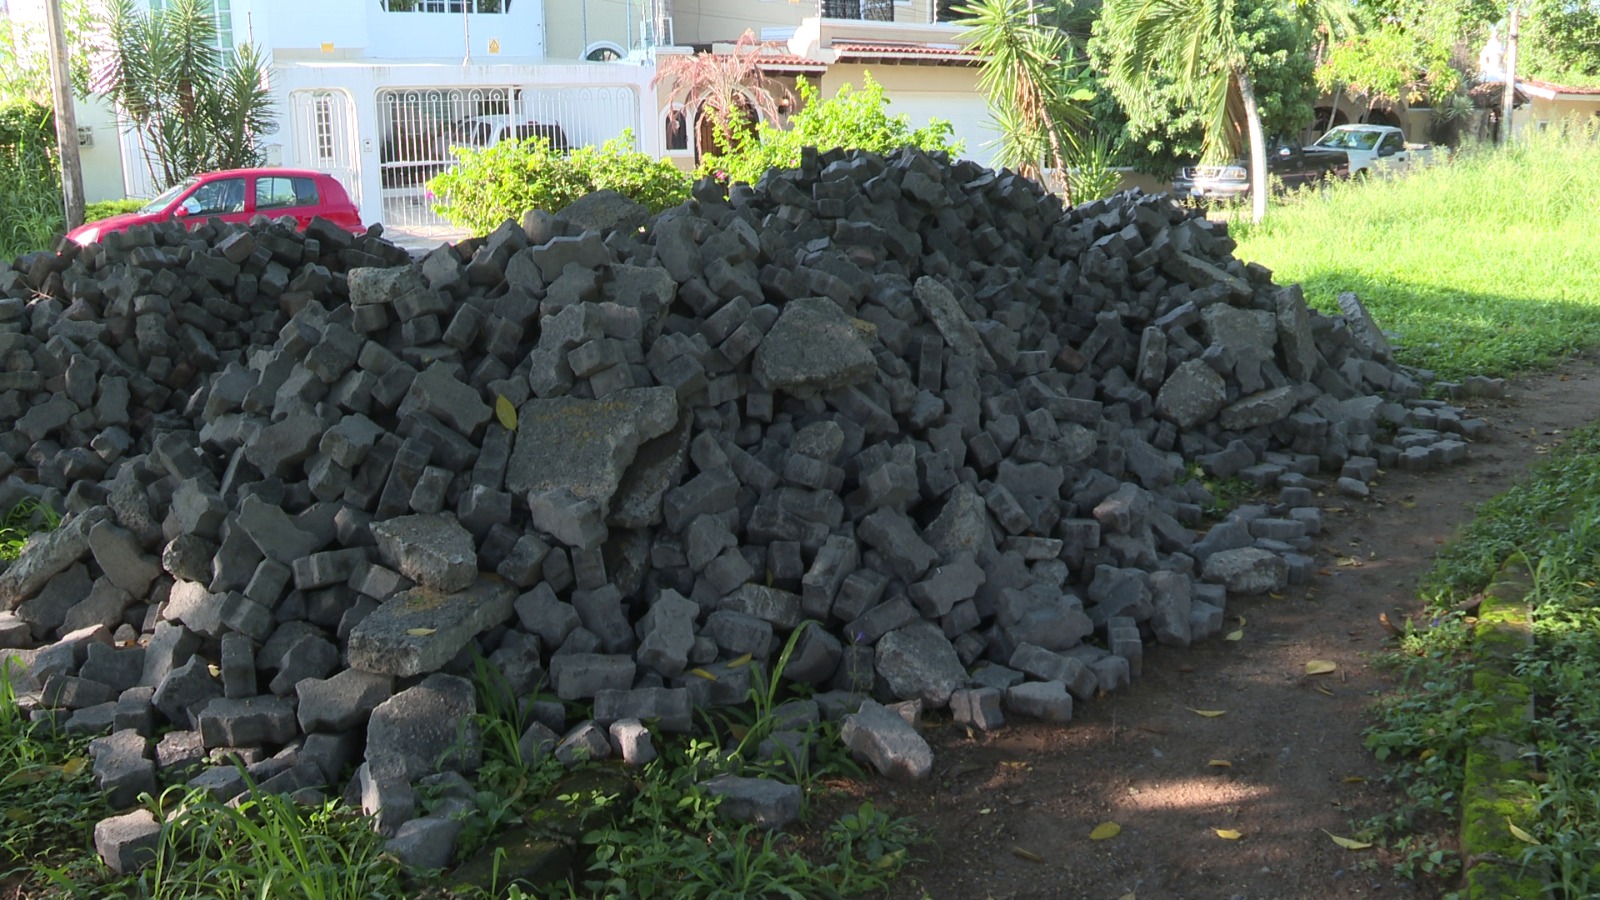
[1524,96,1600,132]
[231,0,547,61]
[544,0,636,61]
[72,95,128,203]
[674,0,940,45]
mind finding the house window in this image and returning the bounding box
[664,105,691,155]
[314,97,335,160]
[380,0,511,11]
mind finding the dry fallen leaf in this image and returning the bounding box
[1188,708,1227,718]
[687,668,718,681]
[1208,759,1232,768]
[1224,629,1244,641]
[405,627,437,636]
[1305,660,1338,675]
[1323,830,1373,850]
[1011,847,1045,863]
[1214,828,1244,840]
[1315,685,1335,696]
[727,653,753,669]
[1090,821,1121,841]
[1342,775,1366,784]
[494,395,517,431]
[1508,819,1540,845]
[60,757,88,777]
[1419,748,1436,761]
[1336,557,1363,568]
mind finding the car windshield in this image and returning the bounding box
[1314,128,1380,151]
[137,177,198,215]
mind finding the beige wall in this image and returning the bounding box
[544,0,636,61]
[1524,96,1600,132]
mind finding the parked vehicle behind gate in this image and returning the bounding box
[66,168,365,245]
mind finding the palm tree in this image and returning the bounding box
[959,0,1090,203]
[1101,0,1275,222]
[651,31,790,164]
[95,0,275,190]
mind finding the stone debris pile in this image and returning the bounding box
[0,146,1486,871]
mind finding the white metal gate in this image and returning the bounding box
[290,89,362,209]
[376,84,642,232]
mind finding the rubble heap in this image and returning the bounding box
[0,147,1483,871]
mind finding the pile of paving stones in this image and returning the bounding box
[0,146,1491,874]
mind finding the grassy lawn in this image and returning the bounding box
[1231,125,1600,380]
[1365,424,1600,899]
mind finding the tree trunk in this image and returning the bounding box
[1328,86,1341,132]
[1237,67,1268,224]
[1043,114,1073,207]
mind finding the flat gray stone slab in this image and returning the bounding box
[370,514,477,592]
[347,579,516,677]
[506,386,679,513]
[752,297,877,393]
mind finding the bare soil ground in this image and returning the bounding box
[854,354,1600,900]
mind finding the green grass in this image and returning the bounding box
[85,199,146,222]
[1231,125,1600,380]
[1,498,62,562]
[1363,424,1600,897]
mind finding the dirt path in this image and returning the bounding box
[862,355,1600,900]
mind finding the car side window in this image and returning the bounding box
[183,178,246,216]
[1379,133,1404,154]
[257,176,319,210]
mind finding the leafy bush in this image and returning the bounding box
[428,129,690,236]
[85,198,146,222]
[702,75,963,186]
[0,98,63,260]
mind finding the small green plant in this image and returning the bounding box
[1,498,62,561]
[0,660,111,890]
[117,780,404,900]
[699,75,963,187]
[428,129,689,236]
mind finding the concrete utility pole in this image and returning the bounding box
[44,0,85,230]
[1500,5,1520,144]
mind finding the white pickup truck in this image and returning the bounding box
[1309,124,1437,177]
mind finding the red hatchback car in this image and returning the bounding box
[66,168,364,245]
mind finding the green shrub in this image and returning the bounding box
[427,128,690,236]
[85,198,146,222]
[0,98,62,261]
[701,75,963,186]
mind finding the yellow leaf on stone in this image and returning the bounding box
[688,668,718,681]
[727,653,753,669]
[495,395,517,431]
[1224,629,1244,641]
[405,628,437,636]
[1208,759,1232,768]
[1011,847,1044,863]
[1188,708,1227,718]
[1305,660,1338,675]
[1089,821,1121,840]
[1508,819,1540,845]
[1322,830,1373,850]
[1214,829,1243,840]
[207,664,221,678]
